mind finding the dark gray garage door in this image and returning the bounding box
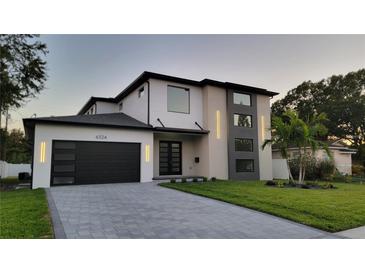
[51,141,140,186]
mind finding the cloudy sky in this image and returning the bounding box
[8,34,365,130]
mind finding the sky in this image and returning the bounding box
[7,34,365,130]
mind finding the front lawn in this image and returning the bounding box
[160,180,365,232]
[0,181,53,238]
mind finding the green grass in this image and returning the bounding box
[0,187,54,239]
[160,180,365,232]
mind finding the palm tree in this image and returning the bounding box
[262,114,295,182]
[288,111,331,184]
[263,110,330,184]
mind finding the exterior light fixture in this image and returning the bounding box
[40,142,46,163]
[261,115,265,142]
[216,110,221,139]
[145,144,150,162]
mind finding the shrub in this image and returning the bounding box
[202,177,208,182]
[265,180,276,186]
[289,156,335,181]
[352,164,365,176]
[318,160,335,180]
[211,177,217,182]
[276,181,285,188]
[192,178,198,182]
[321,182,336,189]
[181,178,187,183]
[170,179,176,183]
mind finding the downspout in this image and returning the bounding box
[146,80,150,126]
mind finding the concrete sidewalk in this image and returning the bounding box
[335,226,365,239]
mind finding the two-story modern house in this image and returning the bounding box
[23,71,278,188]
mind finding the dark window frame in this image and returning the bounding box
[233,92,252,106]
[167,85,190,114]
[233,113,253,128]
[234,138,254,152]
[236,159,255,173]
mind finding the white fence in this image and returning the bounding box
[272,159,289,180]
[0,160,31,178]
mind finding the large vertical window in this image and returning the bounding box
[233,92,251,106]
[236,159,254,172]
[234,114,252,127]
[167,85,190,113]
[235,138,253,152]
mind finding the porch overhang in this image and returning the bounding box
[153,127,209,135]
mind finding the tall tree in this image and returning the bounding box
[272,69,365,164]
[3,129,31,164]
[0,34,48,159]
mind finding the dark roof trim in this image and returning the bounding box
[115,71,278,102]
[153,127,209,135]
[23,118,153,131]
[77,97,117,115]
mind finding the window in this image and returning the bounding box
[138,87,145,98]
[233,92,251,106]
[235,138,253,152]
[234,114,252,127]
[236,159,254,172]
[167,85,190,113]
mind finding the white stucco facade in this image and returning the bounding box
[119,83,148,124]
[256,95,273,180]
[32,124,154,188]
[149,79,203,130]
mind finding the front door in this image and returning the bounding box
[159,141,182,175]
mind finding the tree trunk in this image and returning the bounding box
[298,149,303,184]
[286,159,294,182]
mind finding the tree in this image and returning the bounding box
[262,114,295,182]
[287,111,330,184]
[0,34,48,159]
[272,69,365,151]
[263,110,330,184]
[3,129,31,164]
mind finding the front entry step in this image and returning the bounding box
[153,176,206,183]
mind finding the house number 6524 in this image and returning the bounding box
[96,135,107,140]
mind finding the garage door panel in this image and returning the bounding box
[51,141,141,185]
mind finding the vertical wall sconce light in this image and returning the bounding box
[261,115,265,142]
[216,110,221,139]
[145,144,150,162]
[40,142,46,163]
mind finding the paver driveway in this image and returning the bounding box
[47,183,338,239]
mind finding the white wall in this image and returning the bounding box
[33,124,154,188]
[149,79,203,130]
[198,85,229,180]
[96,101,118,114]
[120,83,148,123]
[272,159,289,179]
[256,95,273,180]
[0,161,31,178]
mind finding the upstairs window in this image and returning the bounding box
[235,138,253,152]
[234,114,252,127]
[233,92,251,106]
[138,87,145,98]
[167,85,190,114]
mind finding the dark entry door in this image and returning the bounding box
[51,141,140,186]
[159,141,182,175]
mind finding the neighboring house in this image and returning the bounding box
[272,139,357,175]
[23,71,278,188]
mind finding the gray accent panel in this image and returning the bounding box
[227,89,260,180]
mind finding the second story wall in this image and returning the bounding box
[149,79,203,129]
[96,101,118,114]
[119,83,148,124]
